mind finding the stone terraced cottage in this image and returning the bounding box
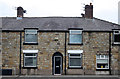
[1,4,120,75]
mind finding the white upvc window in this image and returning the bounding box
[69,30,82,44]
[25,29,38,43]
[113,30,120,44]
[96,55,109,69]
[68,50,83,68]
[69,53,82,68]
[23,50,38,67]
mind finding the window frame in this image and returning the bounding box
[96,55,109,69]
[69,53,82,68]
[113,30,120,44]
[23,50,38,68]
[24,29,38,44]
[69,30,83,44]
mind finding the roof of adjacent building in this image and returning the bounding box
[1,17,120,31]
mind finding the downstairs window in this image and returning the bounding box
[69,53,82,68]
[96,55,109,69]
[23,50,38,67]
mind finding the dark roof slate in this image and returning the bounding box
[2,17,120,31]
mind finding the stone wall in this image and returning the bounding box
[111,33,119,75]
[2,31,120,75]
[21,32,65,75]
[66,32,110,75]
[2,32,20,75]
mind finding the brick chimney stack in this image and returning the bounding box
[85,3,93,19]
[17,7,24,17]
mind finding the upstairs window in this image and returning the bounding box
[25,29,38,43]
[96,55,109,69]
[113,30,120,44]
[69,30,82,44]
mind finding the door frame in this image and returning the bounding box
[54,56,62,75]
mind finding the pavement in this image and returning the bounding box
[1,75,120,79]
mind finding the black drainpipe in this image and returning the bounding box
[109,32,111,75]
[65,32,67,75]
[19,32,22,75]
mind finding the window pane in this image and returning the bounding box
[97,59,108,63]
[114,34,120,42]
[70,34,82,43]
[101,55,104,58]
[70,58,81,66]
[96,55,109,69]
[70,30,82,34]
[33,58,37,66]
[105,55,108,58]
[97,63,108,68]
[26,30,37,34]
[25,53,36,56]
[25,57,37,67]
[96,55,100,59]
[70,54,80,56]
[25,34,37,42]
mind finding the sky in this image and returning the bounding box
[0,0,119,24]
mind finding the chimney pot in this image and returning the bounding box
[90,3,92,5]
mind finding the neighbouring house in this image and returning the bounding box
[1,3,120,75]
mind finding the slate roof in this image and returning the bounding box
[1,17,120,31]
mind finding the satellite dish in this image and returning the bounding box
[23,10,26,13]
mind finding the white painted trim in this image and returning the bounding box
[113,42,120,44]
[25,29,37,34]
[70,30,82,34]
[67,50,83,54]
[113,30,120,34]
[23,50,38,53]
